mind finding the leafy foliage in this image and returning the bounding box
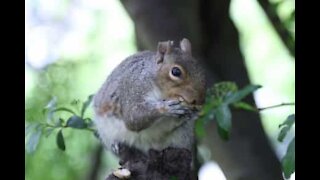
[278,114,295,179]
[25,124,43,154]
[224,84,261,104]
[25,95,95,153]
[197,82,261,140]
[197,82,295,178]
[66,115,88,129]
[195,82,295,178]
[215,104,232,140]
[282,138,295,179]
[232,101,257,112]
[57,129,66,151]
[278,114,295,142]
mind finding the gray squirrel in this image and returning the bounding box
[93,38,206,157]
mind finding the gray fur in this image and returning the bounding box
[93,49,203,153]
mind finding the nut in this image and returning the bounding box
[113,168,131,179]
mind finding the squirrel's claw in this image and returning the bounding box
[162,99,196,119]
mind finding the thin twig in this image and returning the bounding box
[258,102,295,111]
[40,122,96,132]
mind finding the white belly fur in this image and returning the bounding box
[94,114,194,153]
[94,84,194,153]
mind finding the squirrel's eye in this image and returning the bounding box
[171,67,182,77]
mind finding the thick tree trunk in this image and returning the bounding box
[120,0,283,179]
[106,144,193,180]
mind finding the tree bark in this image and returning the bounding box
[106,145,193,180]
[120,0,283,179]
[257,0,295,57]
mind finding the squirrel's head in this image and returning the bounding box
[155,38,206,106]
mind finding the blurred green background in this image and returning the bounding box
[25,0,294,179]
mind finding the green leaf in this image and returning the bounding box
[232,101,257,112]
[200,102,214,116]
[208,82,238,99]
[224,85,262,104]
[215,104,232,140]
[81,94,94,118]
[25,123,36,137]
[66,115,87,129]
[26,129,42,153]
[278,128,291,142]
[217,125,229,140]
[195,118,206,138]
[43,97,57,123]
[278,114,295,142]
[44,127,56,137]
[43,96,57,112]
[282,138,295,179]
[279,114,295,128]
[200,106,215,122]
[25,123,43,137]
[56,129,66,151]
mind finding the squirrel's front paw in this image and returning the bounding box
[159,99,193,118]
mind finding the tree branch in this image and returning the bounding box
[257,0,295,57]
[105,144,193,180]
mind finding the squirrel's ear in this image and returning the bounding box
[180,38,192,55]
[156,40,173,64]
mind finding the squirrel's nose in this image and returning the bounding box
[180,88,199,105]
